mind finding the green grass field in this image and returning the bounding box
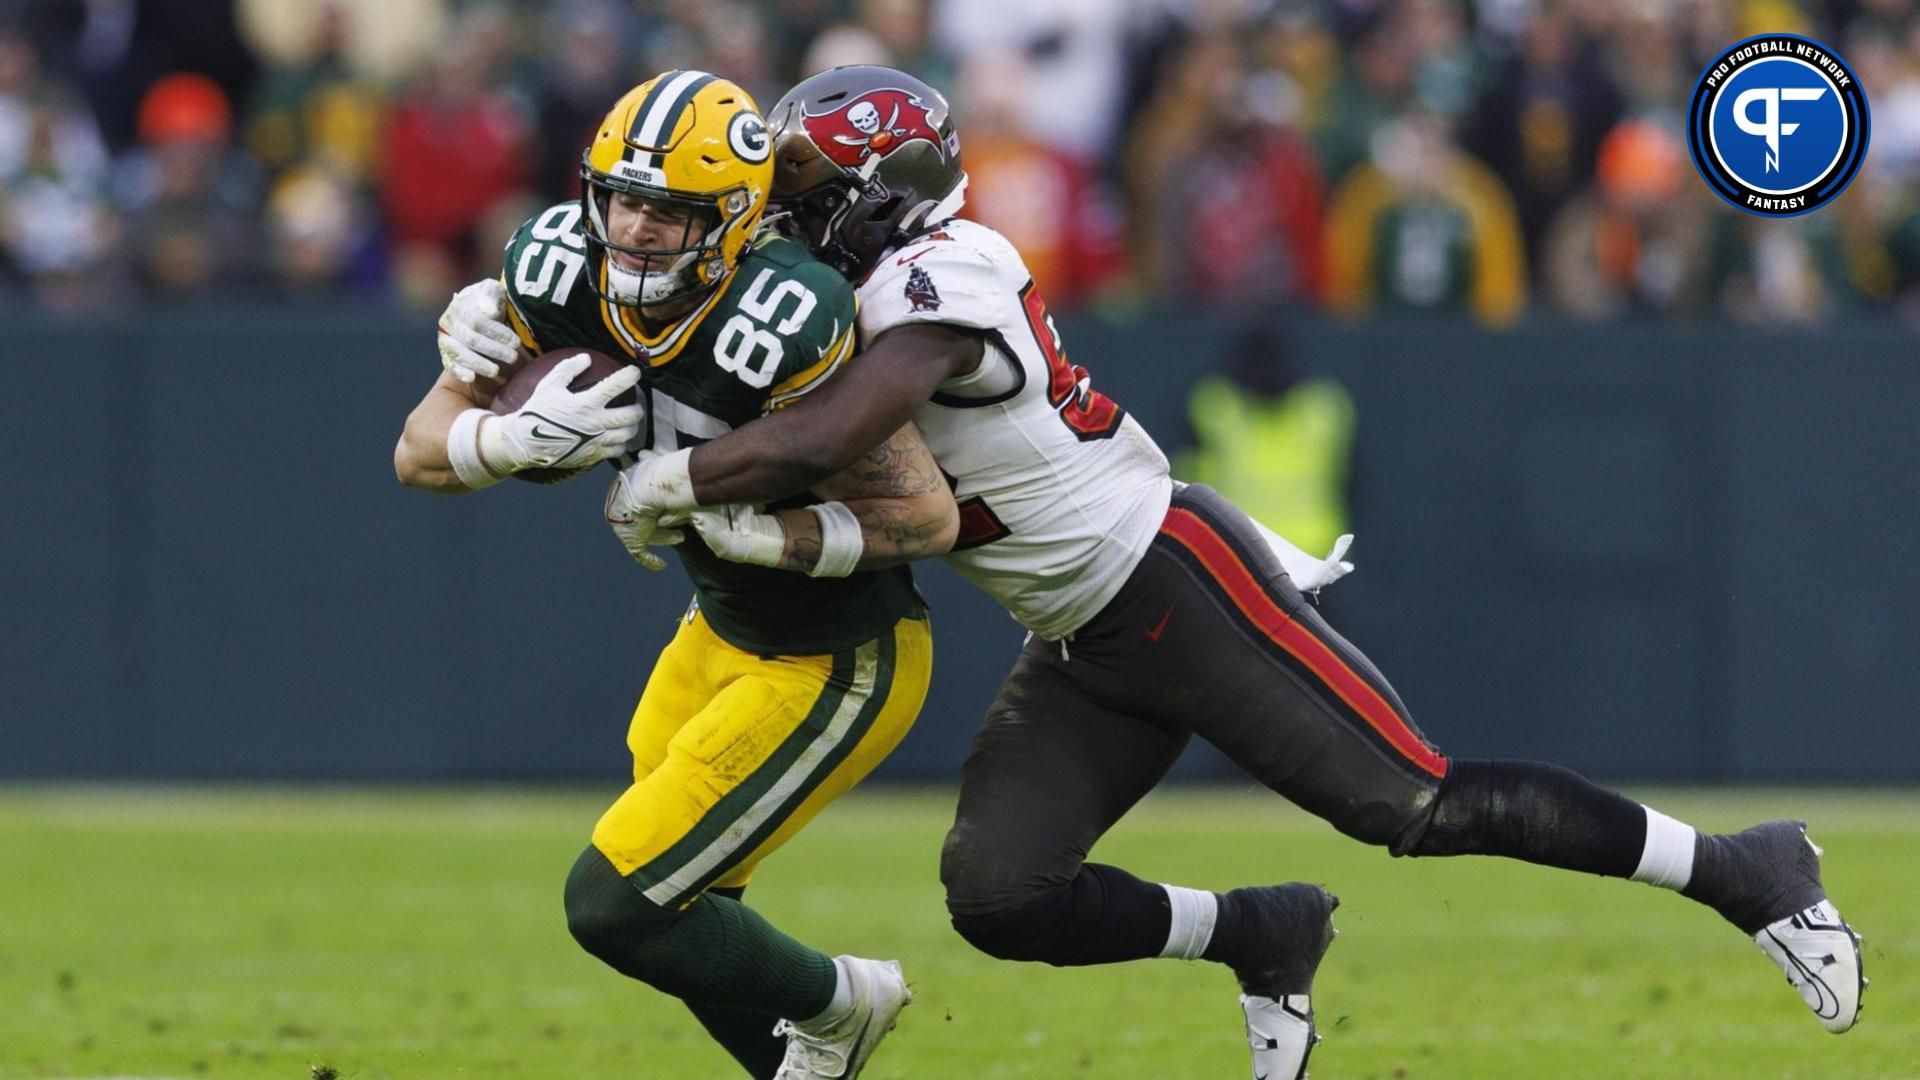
[0,786,1913,1080]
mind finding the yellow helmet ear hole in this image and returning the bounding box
[725,191,747,214]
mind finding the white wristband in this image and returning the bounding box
[447,408,502,490]
[806,501,864,578]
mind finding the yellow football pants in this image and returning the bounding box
[590,606,932,909]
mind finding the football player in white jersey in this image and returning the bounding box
[450,66,1864,1078]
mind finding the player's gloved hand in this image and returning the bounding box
[482,354,644,474]
[613,519,685,572]
[1253,519,1355,593]
[438,278,524,383]
[611,446,698,518]
[605,450,698,571]
[689,505,787,568]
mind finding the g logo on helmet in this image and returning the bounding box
[1687,33,1869,217]
[728,111,771,164]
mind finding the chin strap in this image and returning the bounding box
[922,174,969,225]
[753,209,794,241]
[607,257,704,307]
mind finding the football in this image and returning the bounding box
[489,348,640,485]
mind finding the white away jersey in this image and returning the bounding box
[858,219,1173,640]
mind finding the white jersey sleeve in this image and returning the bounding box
[855,220,1173,640]
[858,231,1004,335]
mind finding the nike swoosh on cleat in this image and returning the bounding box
[1767,927,1841,1019]
[828,1014,875,1079]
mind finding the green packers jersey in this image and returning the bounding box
[499,201,922,656]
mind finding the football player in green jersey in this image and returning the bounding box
[394,71,955,1079]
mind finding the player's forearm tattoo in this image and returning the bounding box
[777,513,824,574]
[852,501,948,564]
[796,424,952,570]
[840,430,945,498]
[774,500,943,572]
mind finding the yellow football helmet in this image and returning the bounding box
[580,70,773,308]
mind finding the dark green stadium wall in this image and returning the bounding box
[5,307,1916,782]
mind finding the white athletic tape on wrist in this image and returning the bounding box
[652,448,697,513]
[739,508,788,567]
[1631,806,1697,890]
[806,501,864,578]
[447,408,502,490]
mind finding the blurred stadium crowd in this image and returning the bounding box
[4,0,1920,323]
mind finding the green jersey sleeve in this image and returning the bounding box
[499,202,599,355]
[735,237,860,412]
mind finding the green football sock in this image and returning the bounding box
[565,845,837,1023]
[683,886,790,1079]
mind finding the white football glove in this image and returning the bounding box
[612,447,697,516]
[690,505,787,568]
[605,450,698,571]
[438,278,524,383]
[482,354,644,474]
[1253,519,1355,593]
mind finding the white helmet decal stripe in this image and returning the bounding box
[634,69,713,150]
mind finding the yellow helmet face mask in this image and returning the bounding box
[580,71,773,309]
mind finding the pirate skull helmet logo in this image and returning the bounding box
[803,89,944,169]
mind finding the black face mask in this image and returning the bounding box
[771,179,904,280]
[772,181,853,249]
[582,180,722,307]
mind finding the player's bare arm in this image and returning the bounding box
[766,420,956,572]
[686,323,983,505]
[605,323,977,560]
[689,419,957,575]
[395,273,541,490]
[394,369,493,493]
[396,354,643,495]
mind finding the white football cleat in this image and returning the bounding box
[1243,993,1319,1080]
[1754,897,1866,1034]
[773,956,912,1079]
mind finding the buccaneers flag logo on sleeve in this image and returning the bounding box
[803,89,944,170]
[904,265,941,312]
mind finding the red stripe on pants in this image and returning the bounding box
[1161,507,1448,779]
